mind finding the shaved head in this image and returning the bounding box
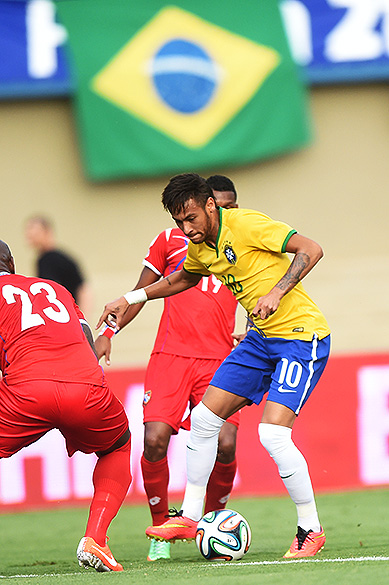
[0,240,15,274]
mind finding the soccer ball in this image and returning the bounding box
[195,509,251,561]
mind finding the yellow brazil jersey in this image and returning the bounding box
[183,208,330,341]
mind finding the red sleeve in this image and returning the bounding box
[143,230,169,276]
[73,299,86,321]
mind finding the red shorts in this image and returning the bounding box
[143,353,240,433]
[0,379,129,458]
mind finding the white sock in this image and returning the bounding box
[182,402,225,521]
[258,422,321,532]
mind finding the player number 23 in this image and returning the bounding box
[2,283,70,331]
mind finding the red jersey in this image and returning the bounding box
[143,228,237,359]
[0,273,104,386]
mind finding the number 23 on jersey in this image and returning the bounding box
[2,282,70,331]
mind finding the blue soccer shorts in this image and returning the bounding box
[210,329,331,415]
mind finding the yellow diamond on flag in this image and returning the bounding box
[92,6,280,148]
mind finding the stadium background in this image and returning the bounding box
[2,84,389,362]
[0,0,388,509]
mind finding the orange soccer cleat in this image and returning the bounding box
[146,509,197,543]
[283,526,326,558]
[77,536,123,572]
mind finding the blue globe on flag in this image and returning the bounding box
[151,38,218,114]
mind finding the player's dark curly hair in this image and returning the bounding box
[162,173,216,216]
[206,175,237,199]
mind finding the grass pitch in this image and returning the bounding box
[0,489,388,585]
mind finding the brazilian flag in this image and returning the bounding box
[56,0,311,180]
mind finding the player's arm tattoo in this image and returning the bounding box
[275,252,310,292]
[166,276,172,285]
[81,322,98,358]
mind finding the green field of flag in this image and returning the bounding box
[56,0,311,180]
[1,489,388,584]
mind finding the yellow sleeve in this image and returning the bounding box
[236,210,296,253]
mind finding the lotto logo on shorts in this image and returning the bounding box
[91,6,279,148]
[143,390,152,406]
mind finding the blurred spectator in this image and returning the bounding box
[25,215,92,317]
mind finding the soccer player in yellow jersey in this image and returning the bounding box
[98,173,331,559]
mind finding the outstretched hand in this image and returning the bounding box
[96,296,129,330]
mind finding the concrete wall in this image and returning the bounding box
[1,83,388,366]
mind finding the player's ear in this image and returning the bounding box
[206,196,216,212]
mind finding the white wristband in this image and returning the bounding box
[124,288,148,305]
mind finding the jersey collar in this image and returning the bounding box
[205,207,223,256]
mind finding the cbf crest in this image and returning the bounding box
[223,242,237,265]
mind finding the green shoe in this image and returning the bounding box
[147,539,171,561]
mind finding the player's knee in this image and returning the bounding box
[258,422,292,457]
[217,425,237,462]
[216,442,236,464]
[144,427,170,460]
[191,402,225,439]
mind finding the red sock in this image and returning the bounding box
[141,454,169,526]
[85,439,132,547]
[204,459,237,515]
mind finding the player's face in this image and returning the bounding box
[213,190,238,209]
[172,197,218,245]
